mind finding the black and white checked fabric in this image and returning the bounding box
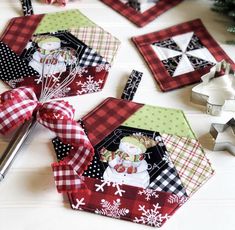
[79,47,109,68]
[148,164,188,197]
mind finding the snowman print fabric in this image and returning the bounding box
[0,10,120,98]
[53,97,214,227]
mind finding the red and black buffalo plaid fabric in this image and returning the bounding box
[82,97,143,146]
[132,19,234,91]
[1,14,43,55]
[100,0,183,27]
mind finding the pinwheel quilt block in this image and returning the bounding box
[132,19,234,91]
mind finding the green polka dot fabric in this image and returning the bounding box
[34,10,95,34]
[122,105,196,139]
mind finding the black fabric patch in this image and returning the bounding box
[52,126,169,183]
[186,34,204,51]
[161,55,182,77]
[121,70,143,101]
[21,31,87,73]
[187,54,214,70]
[52,137,73,161]
[0,42,38,82]
[94,126,169,183]
[20,0,34,16]
[152,38,181,52]
[127,0,141,11]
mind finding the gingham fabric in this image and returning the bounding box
[149,164,188,197]
[79,47,110,68]
[82,97,143,146]
[0,87,94,193]
[162,134,215,196]
[69,27,120,63]
[0,14,43,55]
[100,0,183,27]
[132,19,234,91]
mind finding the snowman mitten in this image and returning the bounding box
[114,164,126,173]
[127,166,137,174]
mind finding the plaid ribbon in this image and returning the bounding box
[0,87,94,193]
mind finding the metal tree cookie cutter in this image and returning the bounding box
[210,118,235,156]
[191,60,235,116]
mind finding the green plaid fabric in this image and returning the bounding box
[162,134,214,196]
[69,27,120,63]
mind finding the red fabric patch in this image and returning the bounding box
[1,14,43,55]
[69,177,183,227]
[100,0,183,27]
[132,19,234,91]
[82,97,143,146]
[14,66,108,98]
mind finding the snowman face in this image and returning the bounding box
[119,142,142,156]
[39,41,61,51]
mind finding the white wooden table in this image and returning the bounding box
[0,1,235,229]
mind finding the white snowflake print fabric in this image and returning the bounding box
[151,31,217,77]
[95,199,129,219]
[134,203,170,227]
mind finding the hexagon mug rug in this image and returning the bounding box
[52,70,214,228]
[0,3,120,98]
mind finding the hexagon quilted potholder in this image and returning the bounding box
[0,7,120,98]
[52,70,214,227]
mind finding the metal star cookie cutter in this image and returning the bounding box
[191,60,235,116]
[210,118,235,156]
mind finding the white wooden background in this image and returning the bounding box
[0,0,235,229]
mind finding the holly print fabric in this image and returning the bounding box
[52,97,214,227]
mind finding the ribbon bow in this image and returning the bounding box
[0,87,94,193]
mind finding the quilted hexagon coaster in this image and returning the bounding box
[52,71,214,227]
[0,9,120,97]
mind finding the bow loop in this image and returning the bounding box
[0,88,38,134]
[38,100,75,121]
[1,87,37,102]
[0,87,94,193]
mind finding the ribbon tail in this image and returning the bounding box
[38,102,94,194]
[51,162,87,193]
[51,144,94,193]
